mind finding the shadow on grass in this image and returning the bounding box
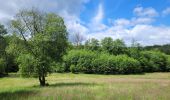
[0,89,37,100]
[33,82,97,88]
[50,82,97,87]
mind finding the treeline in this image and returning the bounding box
[58,38,170,74]
[1,26,170,76]
[144,44,170,55]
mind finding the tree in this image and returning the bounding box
[5,34,26,72]
[72,32,85,47]
[101,37,114,53]
[112,39,126,55]
[0,23,8,76]
[85,38,100,51]
[128,39,142,59]
[11,8,68,86]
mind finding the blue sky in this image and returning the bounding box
[0,0,170,45]
[81,0,170,26]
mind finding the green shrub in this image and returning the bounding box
[70,64,79,73]
[64,50,142,74]
[92,53,113,74]
[93,54,141,74]
[140,51,167,72]
[166,56,170,72]
[63,50,97,73]
[115,55,141,74]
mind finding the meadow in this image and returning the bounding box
[0,73,170,100]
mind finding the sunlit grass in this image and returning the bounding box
[0,73,170,100]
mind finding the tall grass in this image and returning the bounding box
[0,73,170,100]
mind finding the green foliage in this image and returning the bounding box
[51,62,65,73]
[114,55,141,74]
[140,51,167,72]
[6,34,27,57]
[10,9,68,86]
[127,40,142,59]
[5,34,26,72]
[17,54,38,77]
[112,39,126,55]
[85,38,100,51]
[92,54,141,74]
[92,53,115,74]
[64,50,141,74]
[101,37,114,54]
[166,56,170,72]
[101,38,126,55]
[0,58,6,76]
[144,44,170,55]
[0,23,7,76]
[70,64,78,73]
[63,50,97,73]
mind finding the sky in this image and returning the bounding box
[0,0,170,46]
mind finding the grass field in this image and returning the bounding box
[0,73,170,100]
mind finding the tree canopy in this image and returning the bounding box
[10,8,68,86]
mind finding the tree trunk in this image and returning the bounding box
[39,75,46,86]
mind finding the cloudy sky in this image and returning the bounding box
[0,0,170,46]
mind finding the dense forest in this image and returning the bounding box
[0,8,170,86]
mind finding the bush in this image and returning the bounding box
[93,55,141,74]
[63,50,97,73]
[51,62,65,73]
[70,64,79,73]
[140,51,167,72]
[92,53,113,74]
[166,56,170,72]
[64,50,142,74]
[115,55,141,74]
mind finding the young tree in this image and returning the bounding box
[101,37,114,53]
[128,39,142,59]
[112,39,126,55]
[72,32,85,47]
[11,9,68,86]
[85,38,100,51]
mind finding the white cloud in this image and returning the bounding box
[0,0,90,41]
[162,7,170,16]
[114,18,130,27]
[133,6,159,17]
[130,25,170,45]
[87,6,170,46]
[93,4,104,23]
[0,0,89,24]
[88,24,170,46]
[131,17,154,25]
[89,3,108,32]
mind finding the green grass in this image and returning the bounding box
[0,73,170,100]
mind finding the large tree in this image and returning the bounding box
[11,9,68,86]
